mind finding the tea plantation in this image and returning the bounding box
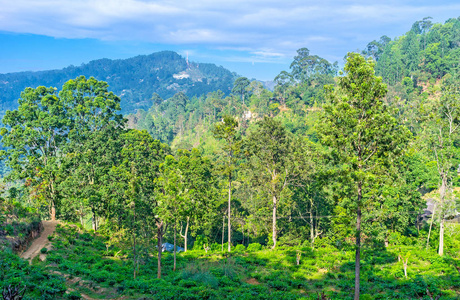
[2,222,459,299]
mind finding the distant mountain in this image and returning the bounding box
[0,51,238,114]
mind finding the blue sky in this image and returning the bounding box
[1,0,460,80]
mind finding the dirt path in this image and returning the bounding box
[21,220,58,261]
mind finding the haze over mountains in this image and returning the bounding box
[0,51,237,114]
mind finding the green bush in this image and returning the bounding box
[233,244,246,253]
[247,243,262,252]
[67,290,82,299]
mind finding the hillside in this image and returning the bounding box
[0,51,237,114]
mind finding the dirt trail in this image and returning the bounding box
[21,220,57,261]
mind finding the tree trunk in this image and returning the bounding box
[309,209,314,247]
[354,183,362,300]
[228,174,232,252]
[51,201,56,221]
[439,218,444,256]
[79,201,84,227]
[157,221,164,279]
[92,209,97,231]
[427,203,437,249]
[133,205,137,279]
[272,194,277,249]
[438,174,447,256]
[174,222,177,271]
[180,216,189,252]
[403,258,408,278]
[50,180,56,221]
[222,214,225,252]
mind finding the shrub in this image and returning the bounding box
[234,244,246,253]
[247,243,262,252]
[67,290,82,299]
[40,247,48,254]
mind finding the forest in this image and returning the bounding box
[1,17,460,300]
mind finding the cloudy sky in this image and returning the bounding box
[1,0,460,80]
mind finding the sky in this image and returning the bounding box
[1,0,460,81]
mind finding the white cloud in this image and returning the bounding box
[1,0,460,59]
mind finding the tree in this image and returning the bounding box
[108,130,169,278]
[274,71,293,107]
[213,115,241,252]
[317,53,410,300]
[158,154,190,271]
[176,149,217,252]
[423,80,460,256]
[290,47,337,84]
[1,86,69,220]
[244,116,298,249]
[59,76,125,229]
[151,93,164,106]
[232,77,251,106]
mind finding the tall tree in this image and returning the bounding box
[423,80,460,256]
[108,130,169,278]
[176,149,217,252]
[317,53,410,300]
[1,86,69,220]
[244,116,298,249]
[158,154,190,271]
[213,115,241,252]
[232,77,251,106]
[59,76,125,229]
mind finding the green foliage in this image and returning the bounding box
[0,250,66,299]
[247,243,262,252]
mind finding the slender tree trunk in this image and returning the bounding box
[157,221,164,279]
[439,218,445,256]
[174,221,177,271]
[272,194,277,249]
[79,201,84,227]
[180,216,190,252]
[309,209,314,246]
[228,174,232,252]
[92,209,97,231]
[133,205,137,279]
[403,258,408,278]
[354,182,362,300]
[222,214,225,252]
[51,202,56,221]
[50,180,56,221]
[427,203,437,249]
[439,175,447,256]
[132,210,136,279]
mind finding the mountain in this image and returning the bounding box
[0,51,238,114]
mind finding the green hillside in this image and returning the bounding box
[0,51,237,114]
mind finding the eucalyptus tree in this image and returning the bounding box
[244,116,301,248]
[158,154,190,271]
[1,86,69,220]
[317,53,410,300]
[176,148,217,252]
[423,80,460,256]
[213,115,241,252]
[108,129,169,279]
[232,77,251,106]
[59,76,125,228]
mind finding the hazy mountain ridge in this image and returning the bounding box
[0,51,238,114]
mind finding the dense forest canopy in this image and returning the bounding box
[1,16,460,300]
